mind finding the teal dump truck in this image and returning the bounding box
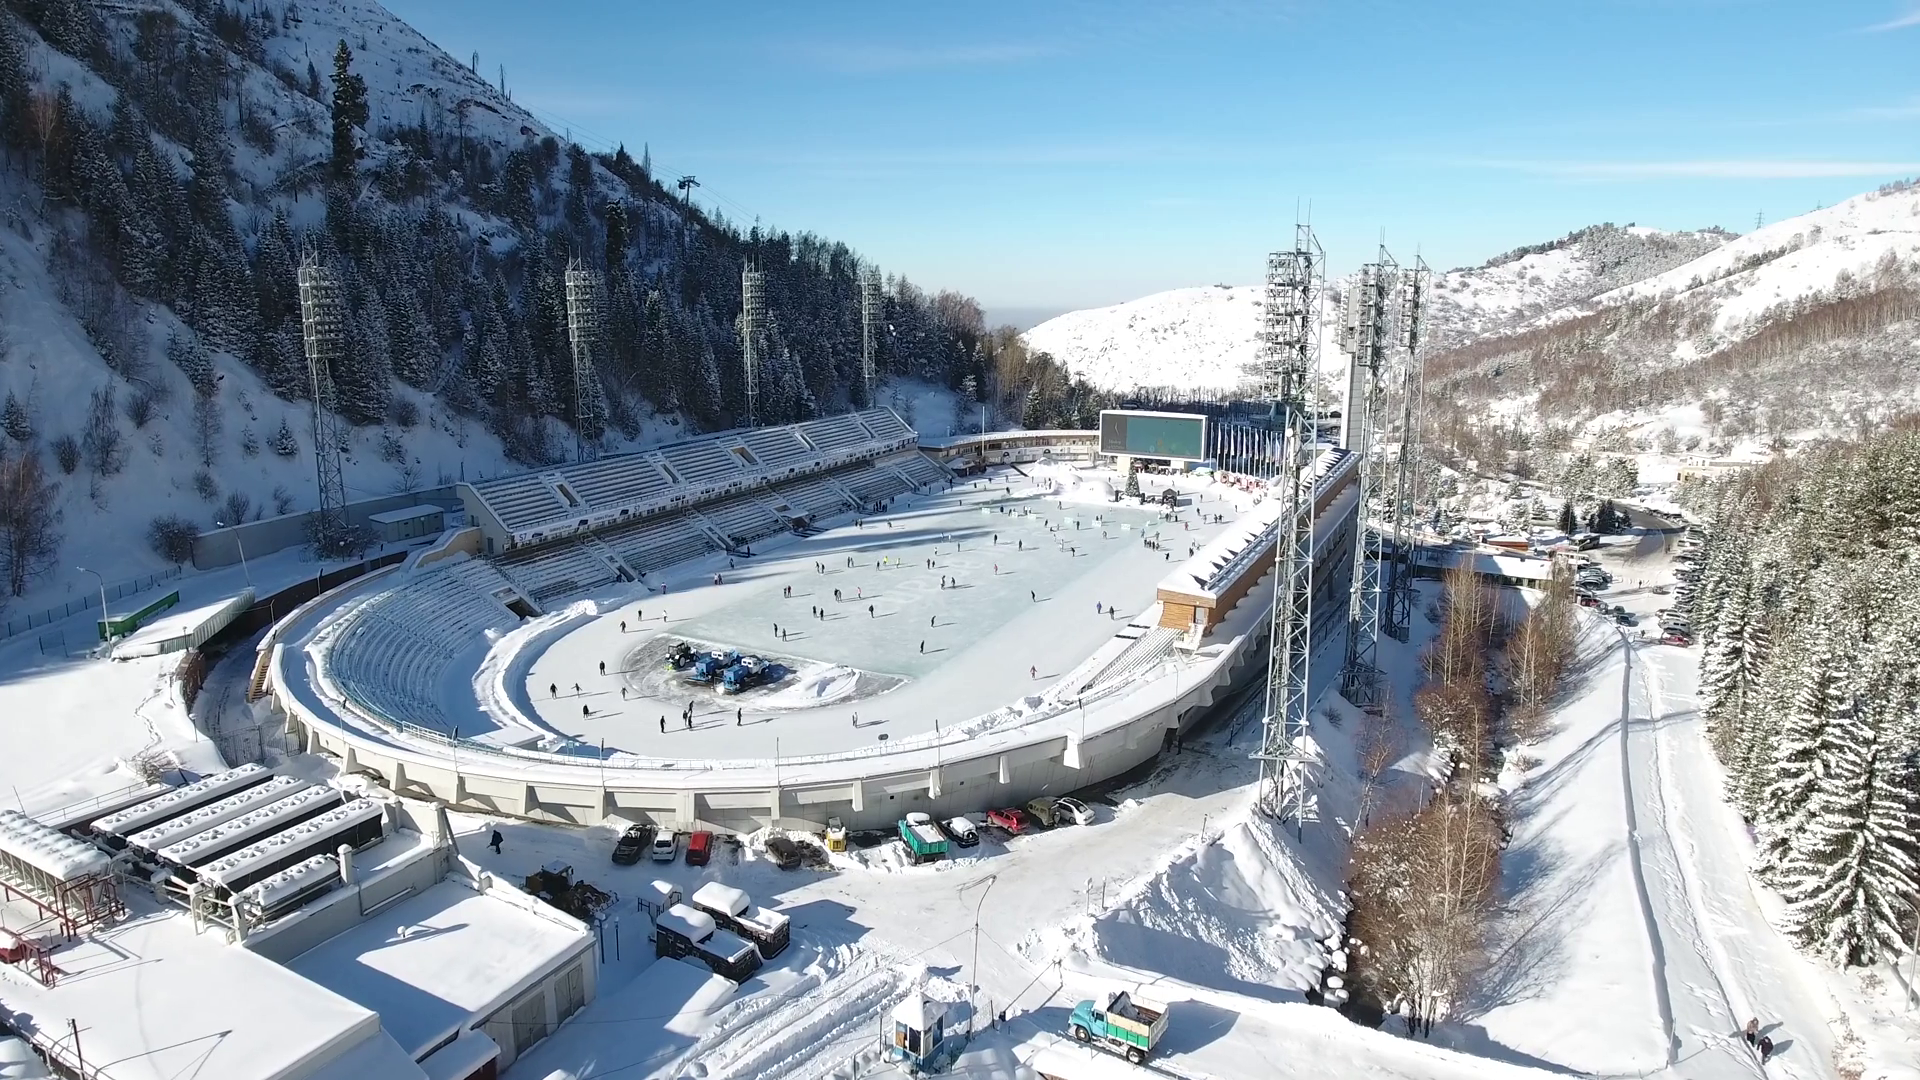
[897,812,948,864]
[1068,990,1168,1064]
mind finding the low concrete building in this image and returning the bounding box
[368,504,448,544]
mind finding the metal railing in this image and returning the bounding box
[1,567,182,640]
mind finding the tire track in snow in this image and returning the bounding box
[1615,628,1684,1068]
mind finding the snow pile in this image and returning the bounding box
[1068,802,1342,998]
[755,665,861,708]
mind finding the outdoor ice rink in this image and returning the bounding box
[518,467,1250,760]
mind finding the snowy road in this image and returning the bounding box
[1628,639,1839,1079]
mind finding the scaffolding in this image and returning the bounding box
[1338,247,1399,708]
[741,262,768,427]
[860,272,882,405]
[1383,257,1430,642]
[297,254,353,558]
[564,259,606,462]
[1251,224,1324,821]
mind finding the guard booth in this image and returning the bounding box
[886,991,960,1074]
[99,589,179,640]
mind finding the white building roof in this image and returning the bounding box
[0,809,109,881]
[657,903,717,942]
[289,879,591,1061]
[0,896,384,1080]
[305,1030,428,1080]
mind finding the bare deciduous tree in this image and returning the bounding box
[0,449,63,598]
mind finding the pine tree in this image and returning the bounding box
[272,419,300,458]
[2,393,30,442]
[1757,619,1848,872]
[329,41,368,182]
[1558,499,1576,535]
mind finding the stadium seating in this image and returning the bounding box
[496,539,624,605]
[839,465,912,504]
[768,476,852,520]
[698,495,787,547]
[470,473,569,531]
[797,413,869,452]
[324,561,520,731]
[565,454,674,509]
[739,428,815,470]
[857,409,915,442]
[597,514,719,576]
[659,441,747,488]
[890,453,951,490]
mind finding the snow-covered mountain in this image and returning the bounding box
[0,0,996,611]
[1024,223,1731,396]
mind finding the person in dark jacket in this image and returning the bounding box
[1757,1035,1774,1062]
[488,829,503,854]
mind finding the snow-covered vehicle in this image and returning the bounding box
[612,823,655,865]
[720,656,772,694]
[688,650,740,684]
[937,815,979,848]
[650,833,678,862]
[898,812,948,863]
[1053,796,1096,826]
[1068,990,1169,1064]
[665,641,697,670]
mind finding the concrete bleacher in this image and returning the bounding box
[326,562,520,730]
[496,539,624,605]
[890,453,951,490]
[858,410,915,442]
[471,474,569,532]
[657,441,747,488]
[797,413,869,453]
[840,465,913,505]
[564,454,673,508]
[738,428,814,470]
[768,476,852,521]
[597,514,719,576]
[698,495,787,547]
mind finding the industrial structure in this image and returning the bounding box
[740,261,768,427]
[564,258,607,463]
[297,253,354,558]
[860,272,883,403]
[1337,247,1400,708]
[1382,257,1430,642]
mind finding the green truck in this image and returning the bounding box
[1068,990,1169,1064]
[897,812,948,864]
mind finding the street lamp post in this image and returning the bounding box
[959,873,998,1034]
[215,520,252,586]
[76,566,108,649]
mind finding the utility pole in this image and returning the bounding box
[959,874,998,1034]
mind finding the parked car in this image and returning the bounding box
[764,835,803,870]
[1577,594,1602,608]
[1613,611,1638,626]
[988,807,1035,834]
[1662,630,1694,646]
[651,833,678,862]
[1053,796,1096,826]
[686,830,713,866]
[1026,797,1060,828]
[612,823,656,865]
[1652,584,1672,594]
[943,815,980,848]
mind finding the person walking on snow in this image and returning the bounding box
[659,715,666,733]
[1743,1019,1758,1046]
[550,682,558,697]
[1757,1035,1773,1063]
[1030,665,1038,679]
[620,620,627,632]
[488,829,503,854]
[599,661,606,676]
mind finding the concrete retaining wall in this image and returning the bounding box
[193,486,462,571]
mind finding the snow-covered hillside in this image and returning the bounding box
[1023,224,1729,395]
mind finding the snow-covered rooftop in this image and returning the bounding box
[691,881,750,918]
[288,879,591,1061]
[0,808,109,881]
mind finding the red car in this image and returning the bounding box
[685,830,713,866]
[988,807,1035,834]
[1661,631,1694,646]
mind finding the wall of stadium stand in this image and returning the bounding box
[192,485,463,571]
[261,470,1361,835]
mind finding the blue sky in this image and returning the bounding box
[386,0,1920,320]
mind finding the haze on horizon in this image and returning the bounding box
[388,0,1920,317]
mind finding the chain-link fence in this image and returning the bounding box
[2,567,183,641]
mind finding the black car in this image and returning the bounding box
[765,835,804,870]
[611,823,656,865]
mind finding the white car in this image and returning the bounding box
[1053,796,1096,826]
[650,833,678,862]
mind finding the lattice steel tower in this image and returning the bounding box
[297,253,352,558]
[1251,224,1324,819]
[741,261,768,427]
[1337,247,1399,708]
[859,272,882,404]
[564,259,606,462]
[1382,257,1430,643]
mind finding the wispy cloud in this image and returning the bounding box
[1468,159,1920,180]
[787,42,1058,74]
[1861,6,1920,31]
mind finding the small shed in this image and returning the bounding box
[368,504,446,543]
[638,879,680,922]
[887,991,956,1072]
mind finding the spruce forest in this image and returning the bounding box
[1686,426,1920,967]
[0,0,1104,478]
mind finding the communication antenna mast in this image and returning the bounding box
[859,272,882,403]
[676,174,700,210]
[741,260,768,427]
[1382,257,1429,642]
[564,258,606,462]
[1337,246,1400,708]
[1252,223,1324,826]
[297,252,352,558]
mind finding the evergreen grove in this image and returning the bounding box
[1687,426,1920,967]
[0,1,1108,471]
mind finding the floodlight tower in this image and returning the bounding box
[297,253,351,558]
[740,260,768,427]
[564,258,606,462]
[1382,257,1430,642]
[1337,246,1399,708]
[859,272,882,404]
[1251,223,1324,820]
